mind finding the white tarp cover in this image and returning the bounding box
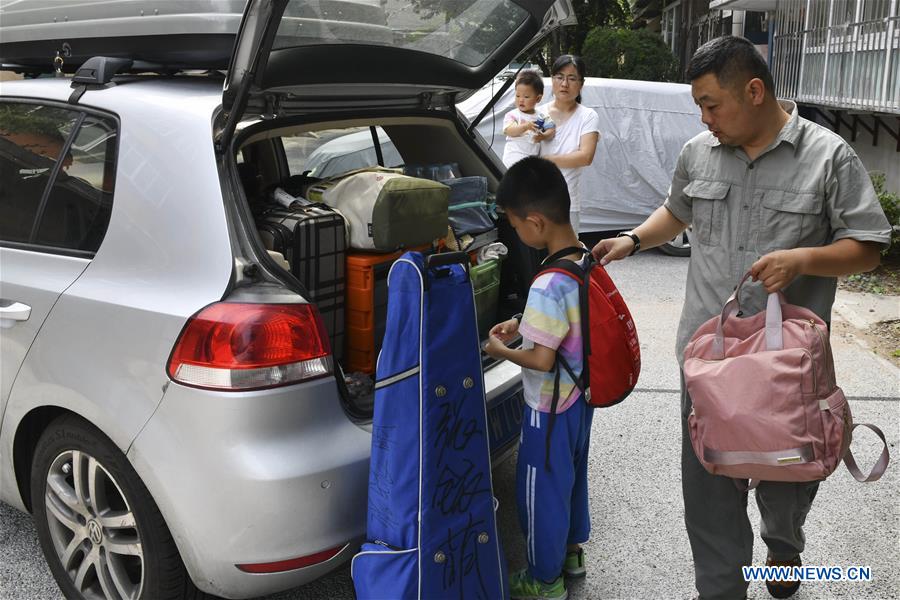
[458,77,705,232]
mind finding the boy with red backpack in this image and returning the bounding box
[485,156,639,600]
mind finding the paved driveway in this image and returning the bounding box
[1,251,897,599]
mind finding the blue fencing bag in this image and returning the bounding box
[351,251,508,600]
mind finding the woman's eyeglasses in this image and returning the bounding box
[552,75,582,84]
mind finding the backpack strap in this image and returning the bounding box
[545,364,561,471]
[557,354,584,393]
[541,245,589,266]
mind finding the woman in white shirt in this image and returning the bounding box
[536,55,600,235]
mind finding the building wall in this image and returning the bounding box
[805,110,900,193]
[658,0,899,195]
[848,129,900,194]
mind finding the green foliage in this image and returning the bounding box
[581,27,679,82]
[407,1,539,58]
[408,0,468,20]
[846,273,886,294]
[0,104,66,140]
[568,0,631,57]
[525,0,632,74]
[870,171,900,256]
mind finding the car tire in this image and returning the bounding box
[658,229,692,257]
[30,414,213,600]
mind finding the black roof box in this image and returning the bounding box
[0,0,243,73]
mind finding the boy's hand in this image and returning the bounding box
[483,335,508,359]
[489,318,519,343]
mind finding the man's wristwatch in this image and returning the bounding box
[617,231,641,256]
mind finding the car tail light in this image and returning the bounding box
[235,544,346,573]
[168,303,332,390]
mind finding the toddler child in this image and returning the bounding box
[502,71,553,168]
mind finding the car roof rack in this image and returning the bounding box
[68,56,134,104]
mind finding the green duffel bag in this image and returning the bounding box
[308,168,449,251]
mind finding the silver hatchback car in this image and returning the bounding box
[0,0,572,598]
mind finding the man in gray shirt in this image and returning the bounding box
[592,36,890,600]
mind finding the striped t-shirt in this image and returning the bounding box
[518,263,584,413]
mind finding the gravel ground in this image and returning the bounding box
[838,259,900,365]
[839,263,900,296]
[865,319,900,365]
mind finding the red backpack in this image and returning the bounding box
[536,246,641,466]
[538,246,641,408]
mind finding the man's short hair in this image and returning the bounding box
[496,156,570,224]
[515,70,544,95]
[686,35,776,97]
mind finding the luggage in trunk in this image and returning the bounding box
[498,215,546,306]
[471,259,501,339]
[443,175,495,236]
[257,204,346,361]
[344,248,429,374]
[308,169,449,252]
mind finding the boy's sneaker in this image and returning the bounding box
[563,547,586,578]
[509,568,568,600]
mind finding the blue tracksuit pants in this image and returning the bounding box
[516,399,594,581]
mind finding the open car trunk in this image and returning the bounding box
[213,0,573,451]
[231,111,535,423]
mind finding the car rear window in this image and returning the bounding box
[282,126,402,178]
[0,104,80,244]
[34,114,117,252]
[274,0,530,67]
[0,102,117,254]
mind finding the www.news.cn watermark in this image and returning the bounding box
[743,565,872,582]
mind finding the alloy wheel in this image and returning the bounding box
[44,450,144,600]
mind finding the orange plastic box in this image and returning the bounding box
[344,246,428,374]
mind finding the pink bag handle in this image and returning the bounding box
[713,271,784,359]
[843,423,891,482]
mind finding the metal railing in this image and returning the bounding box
[772,0,900,114]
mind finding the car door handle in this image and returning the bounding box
[0,301,31,321]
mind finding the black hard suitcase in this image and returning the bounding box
[257,204,346,362]
[497,214,546,309]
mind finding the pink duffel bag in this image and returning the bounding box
[684,271,889,485]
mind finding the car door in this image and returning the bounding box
[219,0,574,146]
[0,101,116,422]
[0,254,89,410]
